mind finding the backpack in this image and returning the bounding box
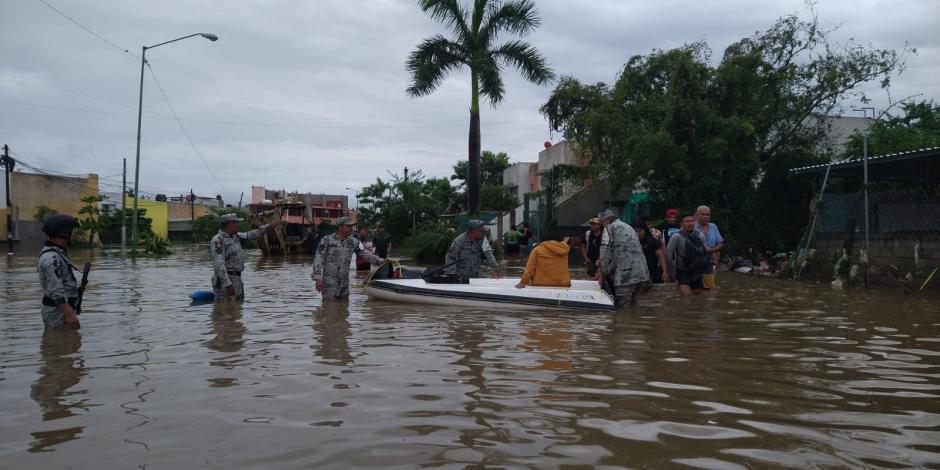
[681,232,710,274]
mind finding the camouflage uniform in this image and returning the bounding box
[210,225,271,301]
[600,218,650,308]
[444,232,500,278]
[312,233,383,300]
[37,243,79,329]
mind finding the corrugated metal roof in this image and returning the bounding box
[790,147,940,175]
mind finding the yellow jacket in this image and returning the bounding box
[520,241,571,287]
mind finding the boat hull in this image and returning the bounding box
[365,278,615,311]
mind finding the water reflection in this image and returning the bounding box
[312,300,352,365]
[204,302,245,388]
[28,330,86,452]
[205,302,246,355]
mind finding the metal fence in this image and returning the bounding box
[797,188,940,287]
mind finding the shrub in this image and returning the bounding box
[406,222,457,264]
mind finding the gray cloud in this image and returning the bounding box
[1,0,937,203]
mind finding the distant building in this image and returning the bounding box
[815,115,874,155]
[502,162,540,205]
[0,171,98,248]
[247,186,355,255]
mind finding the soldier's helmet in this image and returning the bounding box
[42,214,80,238]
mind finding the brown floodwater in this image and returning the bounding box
[1,245,939,469]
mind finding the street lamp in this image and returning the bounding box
[130,33,218,255]
[345,187,359,208]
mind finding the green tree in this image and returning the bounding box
[33,205,58,222]
[78,194,106,244]
[451,150,511,186]
[540,12,905,252]
[193,208,254,243]
[99,208,154,245]
[406,0,554,213]
[845,100,940,158]
[357,168,459,239]
[451,150,516,211]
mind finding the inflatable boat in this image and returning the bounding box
[365,261,615,311]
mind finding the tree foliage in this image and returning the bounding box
[78,194,106,244]
[406,0,554,212]
[192,208,254,243]
[451,150,517,211]
[33,205,58,222]
[98,208,154,245]
[356,168,459,240]
[540,12,905,252]
[845,100,940,158]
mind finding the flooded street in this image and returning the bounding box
[2,245,940,469]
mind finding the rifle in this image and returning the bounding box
[74,262,91,315]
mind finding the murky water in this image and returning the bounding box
[2,245,940,469]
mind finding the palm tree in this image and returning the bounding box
[406,0,554,213]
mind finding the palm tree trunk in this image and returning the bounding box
[467,69,481,213]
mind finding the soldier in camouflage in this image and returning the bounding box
[312,217,384,301]
[444,220,501,278]
[211,213,280,301]
[598,208,650,308]
[37,214,82,329]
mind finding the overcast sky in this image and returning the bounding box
[2,0,937,205]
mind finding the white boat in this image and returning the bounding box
[365,262,615,311]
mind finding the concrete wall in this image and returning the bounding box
[0,172,98,247]
[125,196,168,239]
[538,141,586,206]
[503,162,538,205]
[804,234,940,289]
[817,115,874,155]
[167,200,209,221]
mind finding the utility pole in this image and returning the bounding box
[190,189,195,243]
[121,157,127,249]
[2,144,15,255]
[863,134,870,288]
[238,191,243,209]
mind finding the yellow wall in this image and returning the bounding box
[167,200,209,221]
[125,195,168,239]
[0,172,98,241]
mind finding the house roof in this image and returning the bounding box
[790,147,940,184]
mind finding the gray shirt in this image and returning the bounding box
[37,243,78,305]
[666,230,706,279]
[311,233,383,284]
[444,232,499,277]
[599,219,650,287]
[210,225,269,288]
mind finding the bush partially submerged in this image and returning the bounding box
[406,222,457,264]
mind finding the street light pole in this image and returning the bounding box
[130,33,218,256]
[345,187,359,208]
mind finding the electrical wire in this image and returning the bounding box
[37,0,139,59]
[1,100,544,130]
[145,62,232,201]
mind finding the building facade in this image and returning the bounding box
[0,172,98,249]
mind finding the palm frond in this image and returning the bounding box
[406,35,469,97]
[492,39,555,85]
[477,56,506,105]
[419,0,472,40]
[480,0,539,45]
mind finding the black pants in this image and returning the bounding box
[586,260,598,277]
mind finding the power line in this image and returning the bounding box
[145,62,232,201]
[37,0,139,59]
[1,100,545,130]
[11,152,181,198]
